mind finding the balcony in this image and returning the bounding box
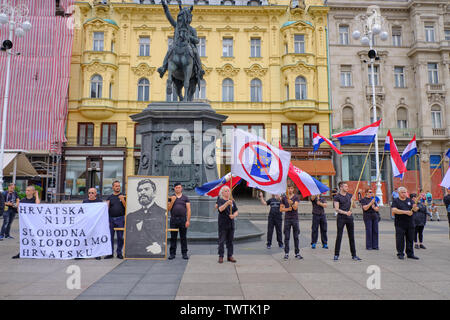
[78,98,115,120]
[65,137,128,148]
[83,51,117,66]
[426,83,445,93]
[432,128,447,136]
[365,85,385,102]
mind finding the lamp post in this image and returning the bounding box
[352,6,388,205]
[0,3,32,188]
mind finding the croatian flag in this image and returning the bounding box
[313,133,342,155]
[195,173,242,197]
[385,130,407,177]
[289,165,330,197]
[332,120,382,145]
[396,135,418,179]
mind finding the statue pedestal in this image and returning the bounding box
[131,102,263,241]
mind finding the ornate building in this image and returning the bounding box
[328,0,450,201]
[62,0,332,198]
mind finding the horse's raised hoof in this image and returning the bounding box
[157,67,165,78]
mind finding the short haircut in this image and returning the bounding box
[398,186,407,193]
[137,179,156,192]
[8,183,15,187]
[112,180,121,186]
[338,181,347,189]
[219,186,230,197]
[174,182,182,187]
[26,185,35,191]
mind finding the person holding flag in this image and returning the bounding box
[216,186,238,264]
[259,192,283,250]
[280,184,302,260]
[310,194,328,249]
[360,188,380,250]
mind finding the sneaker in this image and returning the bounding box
[352,256,362,261]
[12,254,20,259]
[414,244,419,249]
[168,255,176,260]
[419,244,426,249]
[407,255,419,260]
[284,254,289,260]
[95,257,101,260]
[117,254,124,259]
[279,243,284,249]
[323,244,328,249]
[311,243,316,249]
[295,254,303,260]
[397,255,404,260]
[104,255,114,259]
[6,236,14,239]
[266,244,271,249]
[333,255,339,261]
[0,235,4,240]
[182,255,189,260]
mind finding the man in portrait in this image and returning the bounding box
[125,178,167,259]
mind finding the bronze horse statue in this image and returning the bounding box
[158,0,204,102]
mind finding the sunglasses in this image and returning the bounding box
[88,192,96,194]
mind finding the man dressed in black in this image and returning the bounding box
[280,185,302,260]
[310,194,328,249]
[125,179,166,259]
[259,192,283,249]
[360,188,380,250]
[83,188,103,203]
[167,183,191,260]
[391,187,419,260]
[333,182,361,261]
[106,181,126,259]
[444,188,450,233]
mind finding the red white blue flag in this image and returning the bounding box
[385,130,407,178]
[313,132,342,155]
[332,120,382,145]
[195,173,241,197]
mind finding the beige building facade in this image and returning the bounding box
[328,0,450,201]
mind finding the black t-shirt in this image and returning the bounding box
[170,194,190,218]
[444,194,450,212]
[392,197,414,226]
[281,195,299,220]
[83,198,103,203]
[311,197,326,215]
[334,193,353,213]
[107,193,125,217]
[266,198,281,216]
[216,197,238,228]
[360,197,377,217]
[4,191,19,212]
[20,197,36,204]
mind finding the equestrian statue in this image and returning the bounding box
[157,0,205,102]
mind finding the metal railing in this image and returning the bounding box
[64,137,128,148]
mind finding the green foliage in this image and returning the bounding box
[3,184,43,199]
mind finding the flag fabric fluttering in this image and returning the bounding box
[385,130,407,178]
[289,165,330,197]
[231,129,291,195]
[396,135,418,179]
[195,173,242,197]
[332,120,382,145]
[313,133,342,155]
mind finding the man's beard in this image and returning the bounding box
[139,194,155,206]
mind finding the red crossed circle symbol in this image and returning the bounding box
[238,141,283,186]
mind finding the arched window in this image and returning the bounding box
[90,74,103,98]
[431,105,442,129]
[295,76,307,100]
[397,107,408,128]
[250,78,262,102]
[342,106,354,128]
[194,79,206,100]
[137,78,150,101]
[370,107,382,124]
[222,78,234,102]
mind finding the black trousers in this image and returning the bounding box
[414,225,424,243]
[311,214,327,245]
[267,214,283,246]
[334,214,356,257]
[218,224,234,258]
[395,223,415,257]
[169,217,188,256]
[284,219,300,254]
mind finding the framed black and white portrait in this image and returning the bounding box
[124,176,169,259]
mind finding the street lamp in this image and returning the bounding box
[0,3,32,188]
[352,6,387,205]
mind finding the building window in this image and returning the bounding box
[221,124,264,154]
[250,38,261,57]
[428,63,439,84]
[198,37,206,57]
[397,107,408,128]
[392,26,402,46]
[135,124,142,148]
[295,76,307,100]
[111,41,115,53]
[339,25,349,45]
[222,38,233,57]
[424,24,435,42]
[222,78,234,102]
[340,65,352,87]
[303,124,318,147]
[285,84,289,100]
[250,78,262,102]
[139,36,150,56]
[137,78,150,101]
[90,74,103,98]
[77,123,94,146]
[101,123,117,146]
[65,160,87,196]
[194,79,206,100]
[102,160,123,196]
[294,34,305,53]
[370,107,382,124]
[342,106,354,128]
[445,29,450,41]
[368,65,379,86]
[394,66,405,88]
[281,124,297,147]
[93,32,104,51]
[431,105,442,129]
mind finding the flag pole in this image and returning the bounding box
[351,143,373,208]
[430,157,445,179]
[375,150,385,185]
